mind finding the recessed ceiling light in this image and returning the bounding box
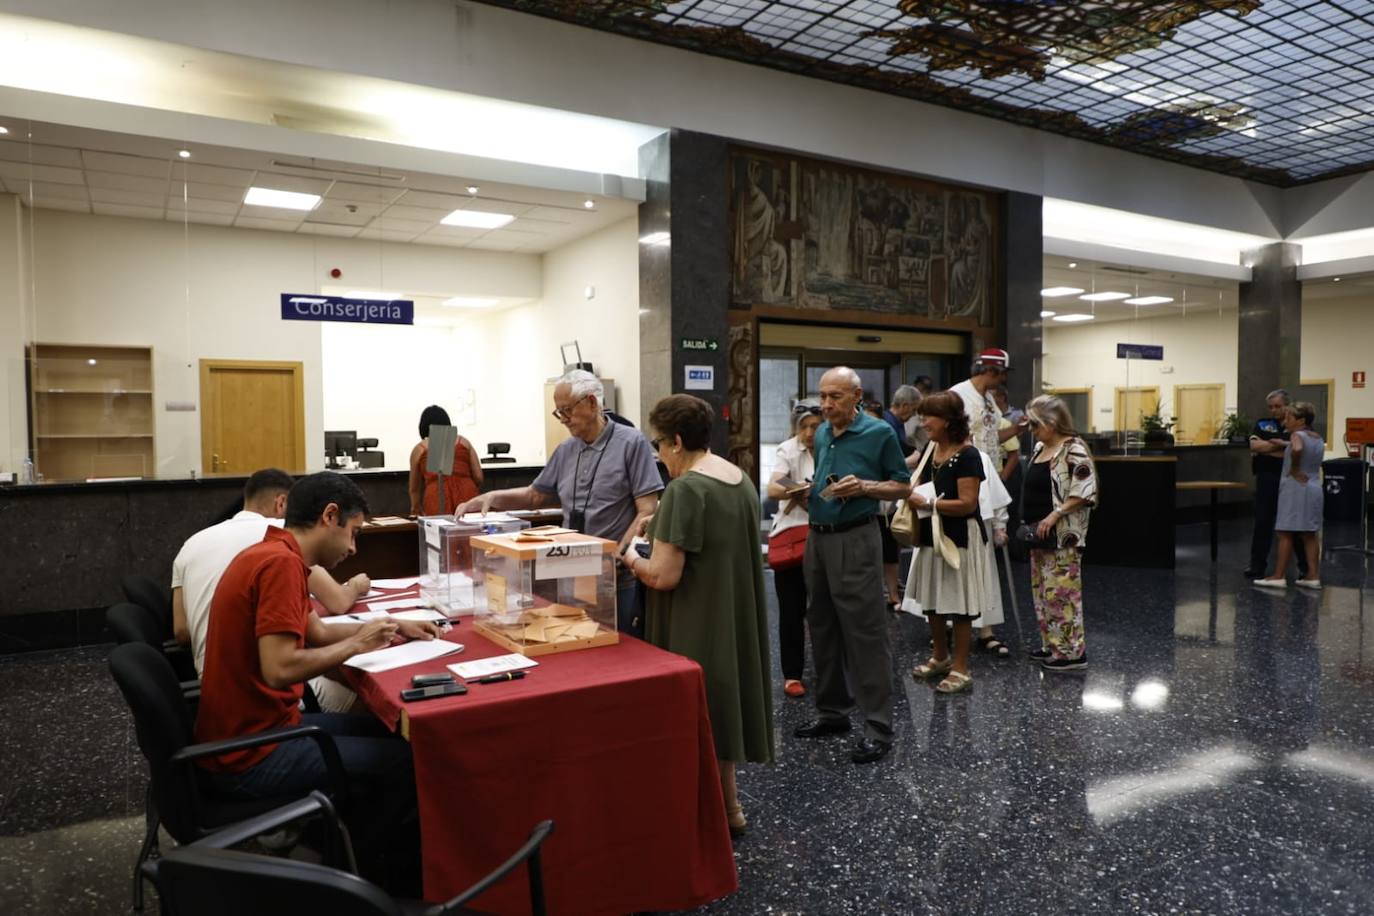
[1053,313,1096,322]
[1333,277,1342,282]
[345,290,404,300]
[583,200,595,209]
[244,187,321,210]
[1124,296,1174,305]
[177,149,191,159]
[1067,261,1078,269]
[466,186,479,195]
[1079,291,1131,301]
[87,358,98,366]
[1040,310,1057,318]
[441,209,514,229]
[1041,286,1085,297]
[639,231,671,246]
[0,126,10,135]
[441,296,499,308]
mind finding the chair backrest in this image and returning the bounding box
[121,573,173,634]
[108,643,201,839]
[107,602,165,648]
[155,848,401,916]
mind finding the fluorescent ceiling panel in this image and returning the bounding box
[244,186,320,210]
[440,209,515,229]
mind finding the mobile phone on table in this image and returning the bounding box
[411,673,455,688]
[400,682,467,702]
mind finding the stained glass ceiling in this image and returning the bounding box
[475,1,1374,187]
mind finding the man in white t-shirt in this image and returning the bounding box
[948,349,1025,474]
[171,468,371,712]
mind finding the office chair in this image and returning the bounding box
[149,791,554,916]
[355,438,385,469]
[107,602,200,701]
[121,573,173,635]
[481,442,516,464]
[109,643,350,911]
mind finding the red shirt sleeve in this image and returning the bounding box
[253,554,310,642]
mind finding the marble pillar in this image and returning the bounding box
[1238,242,1301,415]
[1002,191,1043,407]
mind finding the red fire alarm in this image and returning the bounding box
[330,268,342,279]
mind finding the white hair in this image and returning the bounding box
[821,366,862,391]
[558,369,604,403]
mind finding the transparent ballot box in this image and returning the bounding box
[471,531,619,656]
[419,514,530,616]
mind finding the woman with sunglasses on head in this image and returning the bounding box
[1021,395,1098,671]
[906,390,986,694]
[624,394,774,838]
[766,400,823,698]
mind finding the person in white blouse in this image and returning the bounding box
[766,401,822,698]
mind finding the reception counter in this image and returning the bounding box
[0,466,540,651]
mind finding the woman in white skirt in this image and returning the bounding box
[905,390,988,694]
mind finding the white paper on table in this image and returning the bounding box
[362,598,426,613]
[344,639,464,673]
[389,609,450,622]
[448,654,539,680]
[369,576,422,590]
[913,482,937,519]
[457,512,522,525]
[318,609,391,625]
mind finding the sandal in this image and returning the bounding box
[977,635,1010,658]
[912,656,953,679]
[726,804,747,838]
[935,670,973,694]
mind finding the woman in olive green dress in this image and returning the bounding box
[621,395,775,837]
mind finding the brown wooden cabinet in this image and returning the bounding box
[29,343,155,480]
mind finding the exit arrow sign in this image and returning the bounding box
[681,337,719,351]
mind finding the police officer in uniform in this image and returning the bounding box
[1246,389,1308,579]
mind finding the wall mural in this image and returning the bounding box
[725,319,756,479]
[730,148,997,328]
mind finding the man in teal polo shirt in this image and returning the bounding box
[795,367,911,764]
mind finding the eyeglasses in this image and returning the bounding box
[650,436,664,450]
[551,394,590,421]
[1027,418,1043,428]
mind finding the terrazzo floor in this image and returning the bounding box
[3,519,1374,915]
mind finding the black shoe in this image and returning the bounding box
[1242,567,1260,578]
[794,718,851,739]
[1041,654,1087,672]
[1029,647,1051,660]
[850,738,892,764]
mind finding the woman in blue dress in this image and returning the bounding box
[1255,401,1324,590]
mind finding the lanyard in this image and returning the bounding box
[571,423,615,514]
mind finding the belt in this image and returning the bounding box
[809,515,875,534]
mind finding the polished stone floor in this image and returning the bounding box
[3,519,1373,914]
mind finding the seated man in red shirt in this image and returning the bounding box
[194,470,438,894]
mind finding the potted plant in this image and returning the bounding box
[1139,409,1175,446]
[1217,412,1250,444]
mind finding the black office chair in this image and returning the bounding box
[481,442,516,464]
[355,438,386,469]
[122,573,173,635]
[109,642,350,911]
[150,791,554,916]
[107,602,201,700]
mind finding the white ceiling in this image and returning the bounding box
[1041,255,1238,327]
[0,119,637,254]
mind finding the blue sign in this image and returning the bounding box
[280,294,414,326]
[1117,343,1163,360]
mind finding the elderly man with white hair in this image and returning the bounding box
[794,366,911,765]
[457,369,663,635]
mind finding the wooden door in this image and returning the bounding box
[1114,386,1160,431]
[200,359,305,475]
[1173,384,1225,445]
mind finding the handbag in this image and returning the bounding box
[890,443,934,547]
[767,523,808,570]
[1015,521,1057,551]
[898,443,961,568]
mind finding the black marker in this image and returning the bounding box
[474,671,527,684]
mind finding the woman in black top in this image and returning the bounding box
[904,390,987,694]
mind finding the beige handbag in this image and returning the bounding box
[895,443,962,569]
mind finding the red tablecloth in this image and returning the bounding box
[341,604,738,915]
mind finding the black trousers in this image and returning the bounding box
[773,563,808,680]
[1250,472,1308,576]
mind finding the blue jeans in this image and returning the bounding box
[208,713,419,894]
[618,577,643,638]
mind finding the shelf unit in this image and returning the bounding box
[28,344,156,480]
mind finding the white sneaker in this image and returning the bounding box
[1252,578,1287,589]
[1296,579,1323,590]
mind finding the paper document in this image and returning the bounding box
[318,609,391,625]
[344,639,464,673]
[389,609,451,623]
[369,576,421,590]
[448,654,539,680]
[912,482,937,519]
[362,598,426,613]
[458,512,522,525]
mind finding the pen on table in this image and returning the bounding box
[473,671,527,684]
